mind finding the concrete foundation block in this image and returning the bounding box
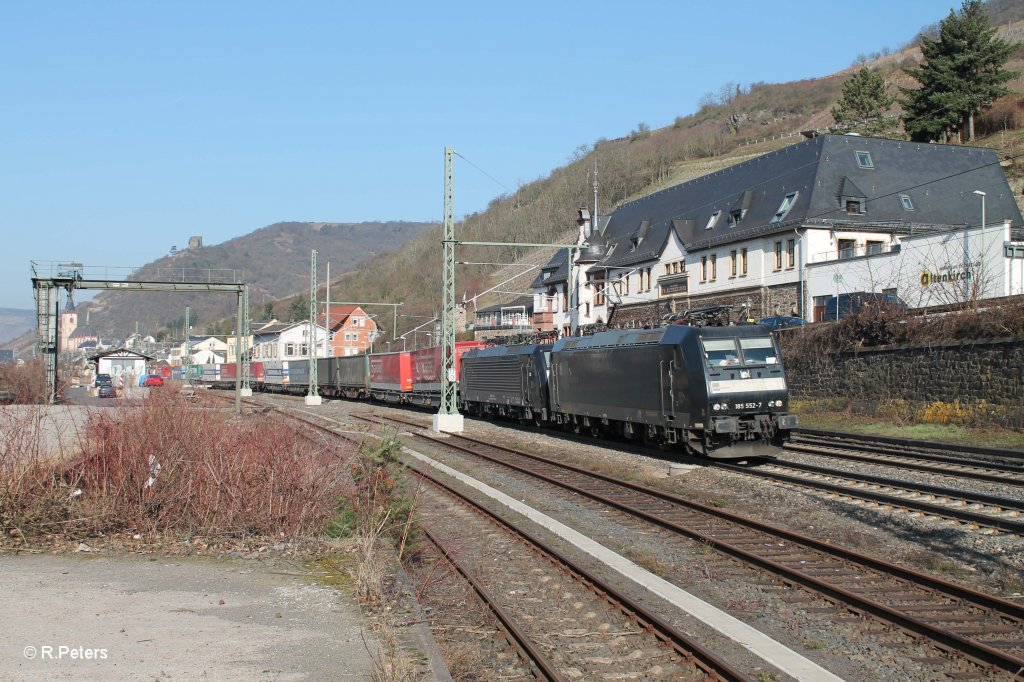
[432,413,464,434]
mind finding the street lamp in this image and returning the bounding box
[973,189,986,299]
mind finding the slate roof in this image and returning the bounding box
[68,325,98,340]
[89,347,154,361]
[476,296,534,314]
[590,134,1024,262]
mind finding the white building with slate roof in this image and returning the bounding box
[533,134,1024,333]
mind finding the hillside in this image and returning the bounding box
[83,220,433,338]
[0,308,35,347]
[298,2,1024,339]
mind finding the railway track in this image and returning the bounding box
[795,429,1024,466]
[787,433,1024,488]
[254,398,748,681]
[728,459,1024,536]
[356,410,1024,679]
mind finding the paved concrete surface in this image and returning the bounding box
[0,554,380,681]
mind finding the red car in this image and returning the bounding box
[143,375,165,387]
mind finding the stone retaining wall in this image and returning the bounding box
[784,337,1024,426]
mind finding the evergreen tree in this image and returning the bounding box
[262,302,274,319]
[288,296,308,322]
[831,67,897,137]
[900,0,1018,142]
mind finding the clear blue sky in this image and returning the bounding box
[1,1,957,309]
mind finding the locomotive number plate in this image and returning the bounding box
[735,402,762,410]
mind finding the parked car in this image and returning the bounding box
[94,373,112,387]
[97,385,116,398]
[143,375,165,387]
[824,292,908,320]
[759,315,806,330]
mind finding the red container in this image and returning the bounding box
[369,351,413,400]
[217,362,265,384]
[410,341,485,393]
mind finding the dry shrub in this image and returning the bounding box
[0,359,49,404]
[782,301,1024,364]
[328,429,420,600]
[0,404,86,539]
[975,95,1024,137]
[2,389,357,539]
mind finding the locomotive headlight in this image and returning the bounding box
[712,403,721,411]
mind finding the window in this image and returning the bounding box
[855,151,873,168]
[285,343,296,357]
[728,209,743,226]
[787,239,795,268]
[866,240,885,255]
[739,337,778,366]
[770,192,798,224]
[899,194,914,211]
[740,248,748,275]
[629,238,639,251]
[299,344,309,356]
[730,250,737,277]
[585,302,591,317]
[838,239,856,259]
[623,274,630,294]
[710,254,717,280]
[595,280,605,306]
[702,338,740,368]
[845,199,865,214]
[705,210,721,230]
[773,241,783,270]
[700,256,708,282]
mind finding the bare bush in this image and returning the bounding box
[0,359,48,404]
[1,390,357,539]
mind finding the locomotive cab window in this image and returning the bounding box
[702,338,740,367]
[739,337,778,365]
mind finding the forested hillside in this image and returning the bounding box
[85,220,432,338]
[308,2,1024,337]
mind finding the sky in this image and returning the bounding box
[1,1,960,309]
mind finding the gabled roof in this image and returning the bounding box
[89,347,154,361]
[589,134,1023,257]
[318,305,367,329]
[69,325,97,340]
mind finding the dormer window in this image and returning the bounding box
[855,151,874,169]
[899,194,914,211]
[629,237,639,251]
[728,209,744,226]
[770,192,798,224]
[705,210,721,230]
[845,198,866,214]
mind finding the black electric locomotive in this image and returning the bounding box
[460,344,551,424]
[460,324,796,459]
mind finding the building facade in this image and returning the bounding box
[535,135,1024,331]
[472,296,535,340]
[251,322,330,360]
[320,305,378,356]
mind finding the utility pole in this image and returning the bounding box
[240,285,252,396]
[325,262,331,357]
[184,306,192,384]
[434,146,462,433]
[306,250,321,405]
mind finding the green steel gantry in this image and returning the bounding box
[435,147,588,433]
[31,262,248,414]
